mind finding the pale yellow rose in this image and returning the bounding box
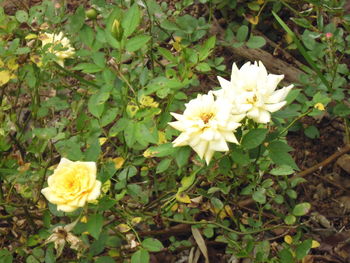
[41,158,101,212]
[39,32,75,66]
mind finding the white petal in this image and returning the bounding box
[264,101,286,112]
[56,204,78,212]
[88,180,102,201]
[172,133,190,146]
[168,121,185,132]
[256,110,271,123]
[204,149,215,165]
[192,140,208,159]
[266,85,293,104]
[57,158,73,170]
[265,74,285,94]
[210,138,229,152]
[217,76,231,90]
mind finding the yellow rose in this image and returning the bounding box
[41,158,101,212]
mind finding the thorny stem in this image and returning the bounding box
[141,0,155,75]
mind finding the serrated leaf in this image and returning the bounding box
[142,238,164,252]
[241,128,268,149]
[87,214,103,239]
[122,4,140,37]
[126,35,151,52]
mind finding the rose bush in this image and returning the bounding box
[41,158,101,212]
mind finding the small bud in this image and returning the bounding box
[325,32,333,39]
[85,8,98,20]
[111,19,123,41]
[314,103,325,111]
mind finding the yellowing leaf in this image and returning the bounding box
[284,33,293,44]
[219,209,227,219]
[112,157,125,169]
[256,0,264,4]
[99,137,107,145]
[0,70,11,86]
[131,217,142,226]
[25,33,38,40]
[284,235,293,244]
[171,203,178,212]
[80,216,88,223]
[7,58,19,71]
[116,223,131,233]
[157,131,167,144]
[247,15,259,25]
[101,180,111,193]
[224,205,234,218]
[30,55,43,67]
[311,240,320,248]
[176,192,191,203]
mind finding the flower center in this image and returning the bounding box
[200,113,214,124]
[246,94,258,105]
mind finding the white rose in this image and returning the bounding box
[169,92,242,164]
[215,61,293,123]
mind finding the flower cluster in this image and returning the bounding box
[39,32,75,66]
[169,61,293,164]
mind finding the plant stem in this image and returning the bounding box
[279,109,312,136]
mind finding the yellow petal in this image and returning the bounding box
[247,15,259,25]
[80,216,88,223]
[314,103,325,111]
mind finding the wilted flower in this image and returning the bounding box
[45,221,87,257]
[215,61,293,123]
[41,158,101,212]
[39,32,75,66]
[169,92,242,164]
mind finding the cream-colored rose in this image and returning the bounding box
[39,32,75,66]
[41,158,101,212]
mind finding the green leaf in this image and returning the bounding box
[158,47,176,63]
[268,141,298,170]
[100,107,119,127]
[195,62,211,72]
[44,246,55,263]
[296,239,312,260]
[33,127,57,140]
[293,202,311,216]
[88,93,106,118]
[96,256,115,263]
[333,103,350,117]
[175,147,191,168]
[270,165,295,176]
[0,249,13,263]
[126,35,151,52]
[304,125,319,139]
[146,143,176,157]
[198,36,216,61]
[156,159,172,174]
[124,120,137,147]
[236,25,249,42]
[131,249,150,263]
[284,214,296,225]
[241,128,268,149]
[122,3,140,38]
[231,148,250,166]
[15,10,28,23]
[87,214,104,239]
[142,238,164,252]
[252,188,266,204]
[178,169,198,193]
[291,17,311,29]
[80,25,95,47]
[278,249,294,263]
[69,6,85,33]
[135,123,158,146]
[73,63,103,73]
[26,255,39,263]
[246,35,266,49]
